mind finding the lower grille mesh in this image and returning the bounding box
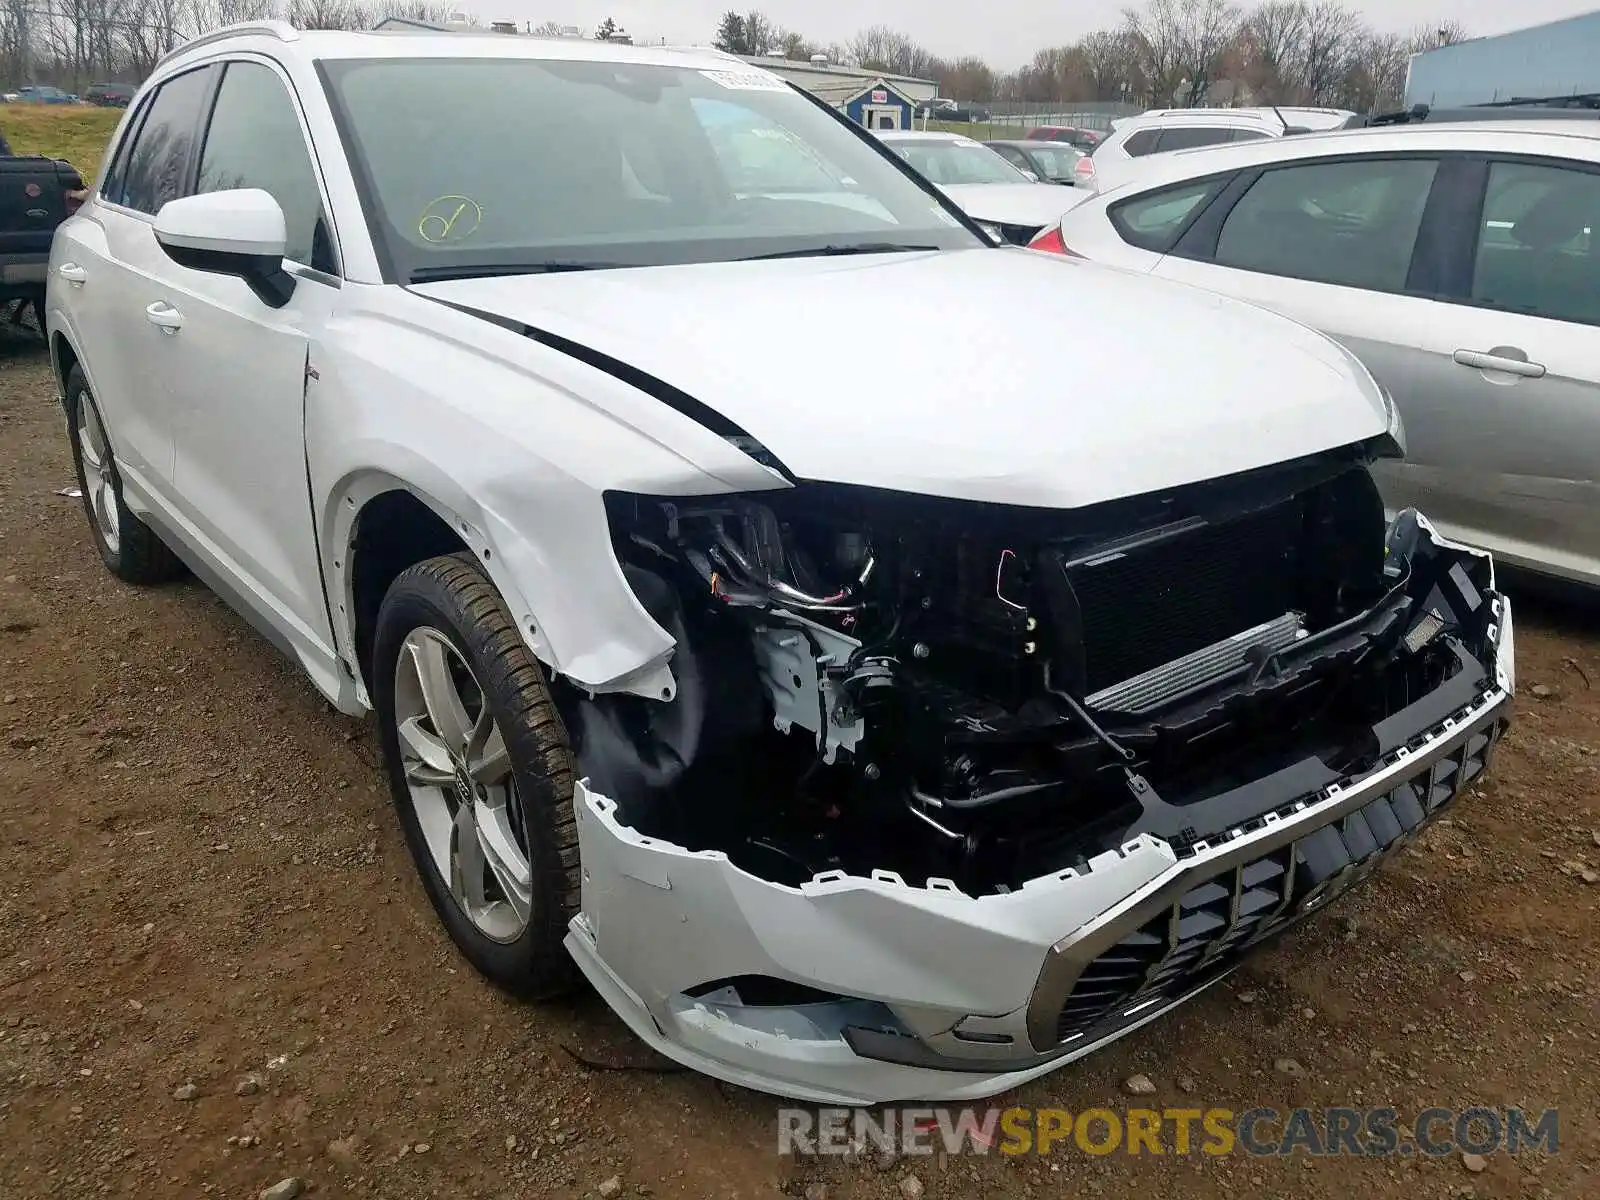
[1054,717,1507,1043]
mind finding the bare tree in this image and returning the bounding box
[1240,0,1307,101]
[120,0,187,74]
[776,29,812,60]
[1298,1,1361,104]
[1123,0,1243,107]
[368,0,454,25]
[1019,45,1070,102]
[286,0,366,31]
[189,0,280,29]
[741,10,775,55]
[1334,20,1467,111]
[1423,20,1467,48]
[933,54,996,102]
[0,0,1475,106]
[1340,30,1410,112]
[847,25,935,78]
[1078,28,1139,100]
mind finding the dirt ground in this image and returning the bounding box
[1,324,1596,1200]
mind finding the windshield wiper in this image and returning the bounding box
[408,262,616,283]
[738,243,944,262]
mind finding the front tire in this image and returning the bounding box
[372,552,580,998]
[64,365,182,584]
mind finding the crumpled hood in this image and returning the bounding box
[411,248,1389,510]
[934,181,1081,229]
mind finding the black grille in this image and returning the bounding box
[1053,717,1507,1044]
[1067,501,1304,695]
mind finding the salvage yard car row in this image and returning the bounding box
[37,22,1551,1107]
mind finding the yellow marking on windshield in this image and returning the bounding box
[418,195,483,244]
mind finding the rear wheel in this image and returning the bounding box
[64,365,183,584]
[372,552,580,997]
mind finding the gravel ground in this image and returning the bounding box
[2,327,1597,1200]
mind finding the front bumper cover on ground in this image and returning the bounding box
[563,520,1516,1105]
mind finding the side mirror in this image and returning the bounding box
[153,188,296,308]
[1020,169,1041,182]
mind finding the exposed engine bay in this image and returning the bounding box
[563,445,1501,897]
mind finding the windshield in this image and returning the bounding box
[1023,145,1083,180]
[884,138,1031,185]
[318,57,980,281]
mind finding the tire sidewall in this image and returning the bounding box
[371,559,575,990]
[63,367,122,575]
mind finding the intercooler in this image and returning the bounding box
[1062,497,1308,702]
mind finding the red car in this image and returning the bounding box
[1024,125,1103,150]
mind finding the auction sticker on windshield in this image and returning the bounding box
[700,68,788,91]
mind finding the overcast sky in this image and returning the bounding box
[461,1,1600,70]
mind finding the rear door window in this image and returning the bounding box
[99,97,154,204]
[1156,126,1238,152]
[1213,156,1439,291]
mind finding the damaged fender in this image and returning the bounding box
[304,294,788,701]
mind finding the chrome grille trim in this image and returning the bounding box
[1025,678,1511,1051]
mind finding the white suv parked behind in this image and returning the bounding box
[47,21,1512,1104]
[1078,106,1353,193]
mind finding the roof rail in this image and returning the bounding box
[1362,103,1430,127]
[153,18,300,71]
[1352,101,1600,129]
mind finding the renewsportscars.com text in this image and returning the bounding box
[778,1105,1559,1159]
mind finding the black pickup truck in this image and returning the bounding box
[0,134,86,323]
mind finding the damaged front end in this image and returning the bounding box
[559,446,1514,1103]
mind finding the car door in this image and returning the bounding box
[1145,152,1475,544]
[70,64,220,496]
[148,57,343,657]
[49,111,142,438]
[1415,155,1600,582]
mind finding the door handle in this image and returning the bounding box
[1452,348,1545,378]
[145,301,184,334]
[57,262,87,285]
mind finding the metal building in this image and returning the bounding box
[1406,12,1600,108]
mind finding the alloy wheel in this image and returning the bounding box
[392,626,532,943]
[75,390,120,556]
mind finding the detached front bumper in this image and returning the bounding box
[565,522,1516,1106]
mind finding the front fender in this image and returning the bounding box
[308,298,788,702]
[321,453,681,705]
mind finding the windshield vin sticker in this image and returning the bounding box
[700,68,789,91]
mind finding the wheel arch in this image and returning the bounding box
[50,329,80,400]
[324,464,678,710]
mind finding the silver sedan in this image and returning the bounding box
[1035,118,1600,588]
